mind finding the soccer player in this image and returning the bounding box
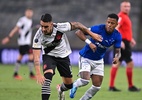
[1,8,36,80]
[70,13,122,100]
[32,13,102,100]
[108,1,141,92]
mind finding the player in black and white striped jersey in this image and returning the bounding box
[32,13,103,100]
[2,8,36,80]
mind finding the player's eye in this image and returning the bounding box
[41,25,49,28]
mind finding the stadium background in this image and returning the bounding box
[0,0,142,66]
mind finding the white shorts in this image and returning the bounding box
[78,56,104,76]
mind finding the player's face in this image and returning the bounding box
[25,9,33,19]
[105,17,118,33]
[40,20,53,35]
[121,2,131,14]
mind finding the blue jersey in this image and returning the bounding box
[79,24,122,60]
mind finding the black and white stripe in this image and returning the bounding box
[42,79,51,94]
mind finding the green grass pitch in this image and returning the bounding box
[0,64,142,100]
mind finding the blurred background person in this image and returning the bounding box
[1,8,36,80]
[109,1,140,92]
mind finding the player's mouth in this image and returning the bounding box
[107,27,113,33]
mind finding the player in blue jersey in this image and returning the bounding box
[70,13,122,100]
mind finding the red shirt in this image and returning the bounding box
[118,12,132,41]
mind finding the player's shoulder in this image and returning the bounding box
[17,16,24,21]
[18,16,30,23]
[90,24,105,34]
[114,29,120,34]
[19,16,26,20]
[91,24,104,29]
[53,22,71,31]
[37,27,42,33]
[99,24,105,29]
[114,29,122,38]
[54,22,70,27]
[35,27,42,36]
[96,24,106,31]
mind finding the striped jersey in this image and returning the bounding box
[79,24,122,60]
[32,22,72,58]
[16,16,33,45]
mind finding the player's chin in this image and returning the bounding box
[107,31,113,34]
[43,32,48,35]
[106,29,113,33]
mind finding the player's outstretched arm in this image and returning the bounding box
[1,26,19,45]
[70,22,103,42]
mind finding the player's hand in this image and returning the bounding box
[121,41,125,49]
[91,33,103,42]
[112,57,119,64]
[36,73,46,85]
[2,37,10,45]
[89,43,97,52]
[130,38,136,47]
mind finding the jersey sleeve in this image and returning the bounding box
[16,17,24,28]
[90,25,100,34]
[114,33,122,48]
[32,28,42,49]
[56,22,71,32]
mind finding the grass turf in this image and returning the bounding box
[0,64,142,100]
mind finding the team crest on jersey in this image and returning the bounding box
[56,34,62,40]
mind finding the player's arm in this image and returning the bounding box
[70,22,103,42]
[33,49,41,74]
[75,30,97,52]
[112,48,121,64]
[2,26,19,44]
[33,49,45,85]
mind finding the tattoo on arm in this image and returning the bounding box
[71,22,88,32]
[114,48,121,58]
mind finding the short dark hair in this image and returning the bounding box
[41,13,52,22]
[107,13,119,21]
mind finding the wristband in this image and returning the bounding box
[85,39,91,44]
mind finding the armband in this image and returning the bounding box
[85,39,91,44]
